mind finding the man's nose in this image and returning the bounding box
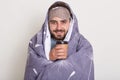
[56,22,62,30]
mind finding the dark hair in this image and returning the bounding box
[48,1,73,19]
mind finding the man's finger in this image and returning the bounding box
[57,55,67,59]
[55,49,65,53]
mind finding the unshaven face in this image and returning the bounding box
[49,17,70,40]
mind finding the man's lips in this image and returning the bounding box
[55,31,63,35]
[54,30,65,32]
[53,30,65,36]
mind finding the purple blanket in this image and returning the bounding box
[24,1,94,80]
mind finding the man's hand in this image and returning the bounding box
[49,44,68,61]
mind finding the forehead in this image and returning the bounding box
[49,17,69,21]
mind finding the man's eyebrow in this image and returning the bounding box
[49,19,69,22]
[61,19,67,21]
[60,19,68,22]
[49,20,57,22]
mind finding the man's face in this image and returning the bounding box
[49,17,70,40]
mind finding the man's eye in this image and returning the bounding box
[50,21,56,24]
[61,20,67,24]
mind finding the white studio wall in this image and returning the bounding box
[0,0,120,80]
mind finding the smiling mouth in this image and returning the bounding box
[55,31,63,36]
[54,29,65,32]
[56,31,63,34]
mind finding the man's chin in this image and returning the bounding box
[54,37,64,40]
[54,35,64,40]
[51,33,66,40]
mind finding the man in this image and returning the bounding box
[24,1,94,80]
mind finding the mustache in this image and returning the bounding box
[53,30,65,32]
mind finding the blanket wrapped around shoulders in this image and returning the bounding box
[24,1,94,80]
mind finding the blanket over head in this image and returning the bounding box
[24,1,94,80]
